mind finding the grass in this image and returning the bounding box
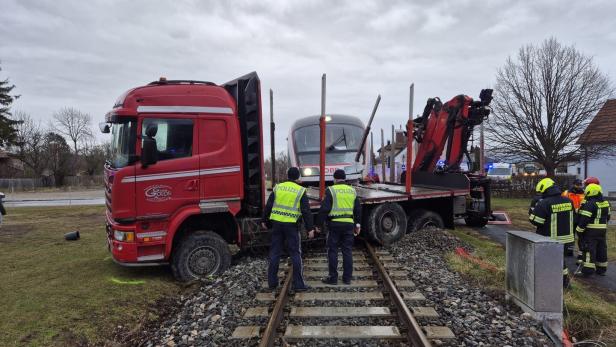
[0,206,183,347]
[448,200,616,343]
[492,197,616,261]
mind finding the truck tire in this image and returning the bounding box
[464,216,488,228]
[407,209,444,233]
[367,203,407,246]
[171,230,231,282]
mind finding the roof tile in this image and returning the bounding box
[578,99,616,145]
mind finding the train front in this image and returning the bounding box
[288,114,368,184]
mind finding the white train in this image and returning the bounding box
[287,114,371,184]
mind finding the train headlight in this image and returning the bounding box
[301,167,319,176]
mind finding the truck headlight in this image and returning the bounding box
[114,230,135,242]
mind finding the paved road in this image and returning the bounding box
[472,224,616,292]
[3,189,105,207]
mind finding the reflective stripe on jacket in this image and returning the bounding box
[528,187,574,244]
[576,198,611,235]
[270,181,306,223]
[328,184,357,223]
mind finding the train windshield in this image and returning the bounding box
[294,124,363,165]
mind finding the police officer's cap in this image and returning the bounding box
[288,167,300,181]
[333,169,346,180]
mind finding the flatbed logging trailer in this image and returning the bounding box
[101,72,493,281]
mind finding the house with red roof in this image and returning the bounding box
[578,99,616,196]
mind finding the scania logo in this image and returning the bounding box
[145,185,172,202]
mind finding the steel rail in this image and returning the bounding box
[258,267,293,347]
[365,241,432,347]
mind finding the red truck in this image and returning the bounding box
[102,72,493,281]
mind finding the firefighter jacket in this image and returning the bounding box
[263,181,314,228]
[316,184,362,226]
[576,195,611,237]
[529,186,575,244]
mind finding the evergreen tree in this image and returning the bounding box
[0,64,20,147]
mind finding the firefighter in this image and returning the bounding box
[529,178,575,287]
[262,167,314,292]
[562,179,585,257]
[576,176,601,265]
[576,183,611,276]
[562,179,585,211]
[316,169,362,285]
[583,176,600,186]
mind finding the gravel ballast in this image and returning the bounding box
[388,228,553,346]
[138,228,553,346]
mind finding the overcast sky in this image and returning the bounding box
[1,0,615,153]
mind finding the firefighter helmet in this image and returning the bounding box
[584,183,602,197]
[536,178,555,193]
[583,176,600,186]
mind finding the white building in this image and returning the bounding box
[578,99,616,196]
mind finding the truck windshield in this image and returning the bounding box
[108,120,137,168]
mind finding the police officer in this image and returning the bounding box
[529,178,575,287]
[262,167,314,291]
[576,183,611,276]
[317,169,361,285]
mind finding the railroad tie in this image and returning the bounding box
[283,325,404,340]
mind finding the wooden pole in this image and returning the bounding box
[584,146,588,178]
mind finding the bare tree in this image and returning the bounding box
[82,140,108,176]
[52,107,92,154]
[43,132,72,186]
[264,151,291,184]
[13,111,46,176]
[486,38,612,176]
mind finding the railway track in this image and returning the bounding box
[231,240,456,346]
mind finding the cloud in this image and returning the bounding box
[0,0,614,154]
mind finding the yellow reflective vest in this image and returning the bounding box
[328,184,357,223]
[270,181,306,223]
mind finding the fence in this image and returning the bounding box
[491,175,577,199]
[0,175,104,192]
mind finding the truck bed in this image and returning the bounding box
[306,181,469,208]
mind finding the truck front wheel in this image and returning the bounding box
[367,203,407,246]
[171,230,231,282]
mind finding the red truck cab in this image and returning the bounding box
[102,73,264,281]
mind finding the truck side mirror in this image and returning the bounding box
[99,122,110,134]
[141,124,158,168]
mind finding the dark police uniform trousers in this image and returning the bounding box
[267,221,306,289]
[327,221,355,283]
